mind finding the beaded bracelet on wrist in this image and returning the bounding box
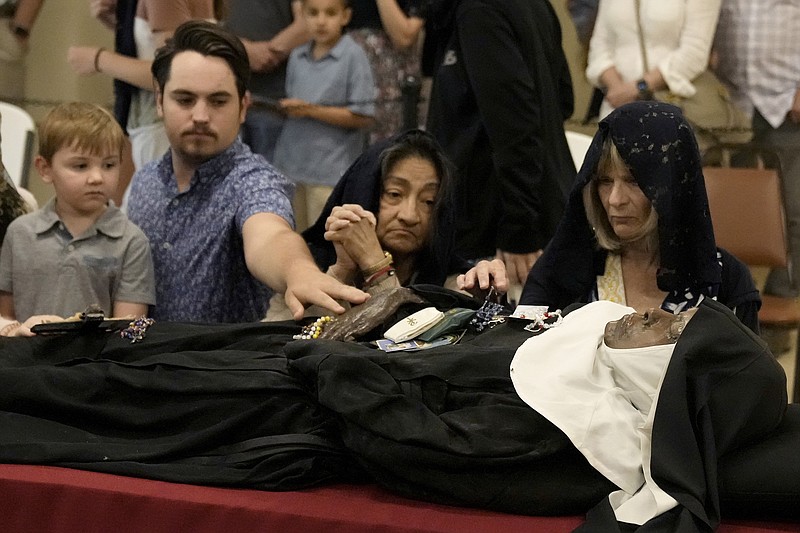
[361,251,393,278]
[94,47,106,73]
[363,265,395,287]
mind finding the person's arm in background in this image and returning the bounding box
[584,0,615,89]
[69,48,155,89]
[280,100,373,129]
[375,0,424,50]
[655,0,721,96]
[84,0,137,207]
[242,213,369,320]
[585,0,660,109]
[68,2,203,90]
[112,301,148,317]
[9,0,44,45]
[585,0,661,108]
[280,44,375,129]
[240,0,308,73]
[593,0,720,108]
[90,0,117,30]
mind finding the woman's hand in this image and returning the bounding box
[324,204,384,273]
[604,79,640,109]
[457,259,509,299]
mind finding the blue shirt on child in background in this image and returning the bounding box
[273,34,375,186]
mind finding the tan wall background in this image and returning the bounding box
[18,0,595,203]
[20,0,114,203]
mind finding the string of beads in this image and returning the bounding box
[293,316,335,340]
[120,316,155,343]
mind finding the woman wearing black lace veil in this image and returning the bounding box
[461,101,760,331]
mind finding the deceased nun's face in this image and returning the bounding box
[604,307,697,349]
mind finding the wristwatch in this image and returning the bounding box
[636,78,653,100]
[9,21,30,39]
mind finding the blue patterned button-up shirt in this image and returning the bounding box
[128,139,295,323]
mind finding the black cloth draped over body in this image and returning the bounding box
[0,289,790,532]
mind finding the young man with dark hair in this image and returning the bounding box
[128,20,369,323]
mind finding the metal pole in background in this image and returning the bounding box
[401,75,422,131]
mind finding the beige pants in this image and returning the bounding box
[292,183,333,232]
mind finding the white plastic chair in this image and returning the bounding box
[565,130,594,172]
[0,101,36,189]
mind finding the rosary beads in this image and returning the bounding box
[470,287,507,332]
[293,316,335,340]
[523,310,563,333]
[120,316,155,343]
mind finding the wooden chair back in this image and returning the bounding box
[703,162,800,402]
[703,166,789,268]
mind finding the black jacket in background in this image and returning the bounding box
[113,0,138,131]
[425,0,575,259]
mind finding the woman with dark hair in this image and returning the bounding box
[459,101,760,331]
[267,129,460,319]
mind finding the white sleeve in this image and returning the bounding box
[657,0,722,96]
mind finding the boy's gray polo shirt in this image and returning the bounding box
[0,198,155,320]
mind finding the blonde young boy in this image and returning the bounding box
[0,102,155,321]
